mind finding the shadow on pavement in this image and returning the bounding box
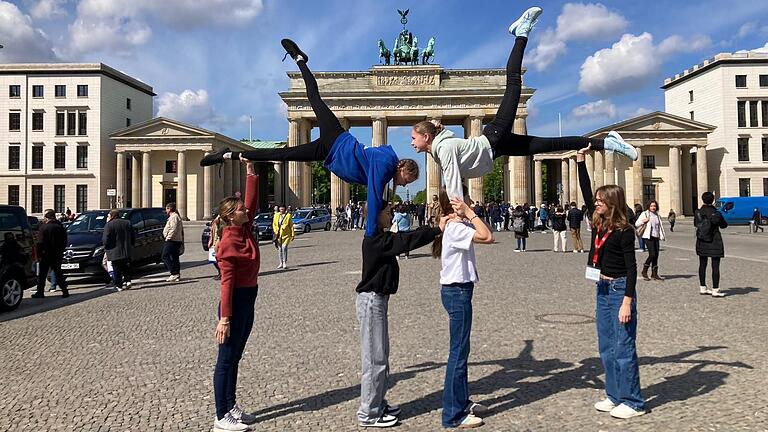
[1,286,114,323]
[723,287,759,296]
[659,274,696,280]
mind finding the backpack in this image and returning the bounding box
[512,216,525,233]
[695,209,714,242]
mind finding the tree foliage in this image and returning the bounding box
[482,158,505,203]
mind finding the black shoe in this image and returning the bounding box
[281,38,308,63]
[200,147,232,167]
[61,289,70,298]
[31,292,45,299]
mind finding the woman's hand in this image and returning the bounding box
[438,214,453,232]
[618,303,632,324]
[450,197,473,219]
[215,319,230,344]
[576,144,592,162]
[241,156,256,175]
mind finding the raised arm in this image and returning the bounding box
[242,159,259,222]
[576,149,594,215]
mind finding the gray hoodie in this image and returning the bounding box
[430,129,493,199]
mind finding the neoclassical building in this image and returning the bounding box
[533,111,716,215]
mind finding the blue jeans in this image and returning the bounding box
[441,283,474,427]
[516,238,526,250]
[214,286,258,420]
[596,278,645,411]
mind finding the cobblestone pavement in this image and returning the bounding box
[2,222,767,432]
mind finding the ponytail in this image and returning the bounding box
[414,119,445,138]
[431,190,454,258]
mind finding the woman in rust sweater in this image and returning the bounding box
[212,158,260,432]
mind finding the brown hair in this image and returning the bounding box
[108,209,119,219]
[592,185,629,231]
[646,200,660,213]
[217,196,242,227]
[413,119,445,138]
[431,190,454,258]
[397,158,419,180]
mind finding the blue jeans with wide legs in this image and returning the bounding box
[214,286,258,420]
[596,277,645,411]
[441,282,474,427]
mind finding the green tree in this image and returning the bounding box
[482,158,505,203]
[311,161,330,204]
[413,189,427,204]
[393,194,404,203]
[349,183,368,203]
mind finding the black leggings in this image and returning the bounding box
[698,256,721,288]
[644,237,660,267]
[238,60,343,162]
[483,37,604,158]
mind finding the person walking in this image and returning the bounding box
[695,192,729,297]
[392,205,413,259]
[209,215,223,280]
[431,192,493,429]
[577,146,646,419]
[162,202,184,282]
[511,205,529,252]
[635,201,666,281]
[103,209,135,291]
[667,209,677,233]
[490,203,503,231]
[538,204,549,233]
[272,205,295,269]
[551,206,568,252]
[633,203,646,252]
[752,208,764,233]
[32,210,69,299]
[568,201,585,253]
[211,158,260,432]
[428,194,440,227]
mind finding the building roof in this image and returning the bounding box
[0,62,155,96]
[240,140,287,149]
[662,51,768,89]
[110,117,253,151]
[584,111,717,137]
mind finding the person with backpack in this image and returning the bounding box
[635,201,666,281]
[667,209,677,232]
[551,206,568,252]
[695,192,728,297]
[511,205,529,252]
[567,201,584,253]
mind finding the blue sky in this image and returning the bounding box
[2,0,768,193]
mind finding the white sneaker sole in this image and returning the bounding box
[508,7,543,35]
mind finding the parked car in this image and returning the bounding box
[61,208,168,278]
[0,206,38,311]
[292,208,332,234]
[201,213,274,251]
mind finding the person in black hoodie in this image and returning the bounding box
[694,192,728,297]
[32,209,69,298]
[355,201,446,428]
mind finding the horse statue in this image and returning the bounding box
[409,37,419,66]
[377,39,391,65]
[422,37,436,65]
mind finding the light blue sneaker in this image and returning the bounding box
[603,131,638,161]
[508,6,543,38]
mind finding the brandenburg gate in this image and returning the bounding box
[279,64,535,209]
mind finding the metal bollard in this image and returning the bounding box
[749,221,755,233]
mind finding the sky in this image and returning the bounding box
[2,0,768,193]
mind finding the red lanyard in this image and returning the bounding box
[592,228,612,266]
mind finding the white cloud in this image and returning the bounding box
[571,100,617,119]
[578,32,711,98]
[628,107,652,118]
[29,0,68,20]
[0,1,58,62]
[527,2,628,70]
[738,22,758,38]
[157,89,228,129]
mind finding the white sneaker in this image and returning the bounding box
[359,413,398,428]
[604,131,638,161]
[229,404,257,425]
[699,285,712,295]
[213,413,249,432]
[508,6,543,38]
[609,403,646,419]
[282,264,289,270]
[458,413,484,429]
[594,398,616,412]
[123,281,132,290]
[573,250,579,253]
[167,274,180,282]
[711,288,726,297]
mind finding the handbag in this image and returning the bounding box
[635,211,648,237]
[389,215,399,233]
[208,247,216,264]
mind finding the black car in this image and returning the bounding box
[61,208,168,278]
[201,213,274,251]
[0,206,38,311]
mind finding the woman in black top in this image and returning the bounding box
[577,147,646,419]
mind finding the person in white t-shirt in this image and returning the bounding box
[430,190,494,429]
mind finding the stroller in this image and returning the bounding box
[334,211,348,231]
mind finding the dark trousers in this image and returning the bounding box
[483,36,604,158]
[36,258,67,295]
[214,286,258,420]
[112,258,132,287]
[162,241,182,275]
[644,237,660,267]
[698,256,721,288]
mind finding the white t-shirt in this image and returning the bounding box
[440,221,479,285]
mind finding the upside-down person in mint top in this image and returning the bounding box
[410,6,638,201]
[200,39,419,238]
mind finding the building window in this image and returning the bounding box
[642,185,656,205]
[738,137,750,161]
[735,75,747,88]
[77,84,88,97]
[32,112,44,131]
[126,98,132,110]
[762,101,768,127]
[76,185,88,213]
[78,112,87,135]
[761,75,768,88]
[689,111,694,120]
[54,185,65,213]
[763,137,768,162]
[55,85,66,97]
[67,112,76,135]
[54,145,66,169]
[32,85,44,98]
[126,118,131,127]
[9,112,21,131]
[750,101,759,127]
[764,178,768,197]
[689,90,694,102]
[8,185,19,206]
[165,160,177,173]
[32,146,43,169]
[56,112,65,135]
[739,178,751,197]
[9,85,21,98]
[8,146,20,170]
[77,145,88,169]
[738,101,747,127]
[642,155,656,169]
[31,185,43,214]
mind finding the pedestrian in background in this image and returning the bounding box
[162,202,184,282]
[272,205,295,269]
[635,201,666,281]
[32,210,69,299]
[511,205,529,252]
[568,201,585,253]
[695,192,728,297]
[539,204,549,233]
[551,206,568,252]
[752,208,764,233]
[633,203,646,251]
[209,214,222,280]
[392,205,413,259]
[667,209,676,232]
[103,209,135,290]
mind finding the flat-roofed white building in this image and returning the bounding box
[663,52,768,198]
[0,63,154,216]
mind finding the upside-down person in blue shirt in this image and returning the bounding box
[200,39,419,238]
